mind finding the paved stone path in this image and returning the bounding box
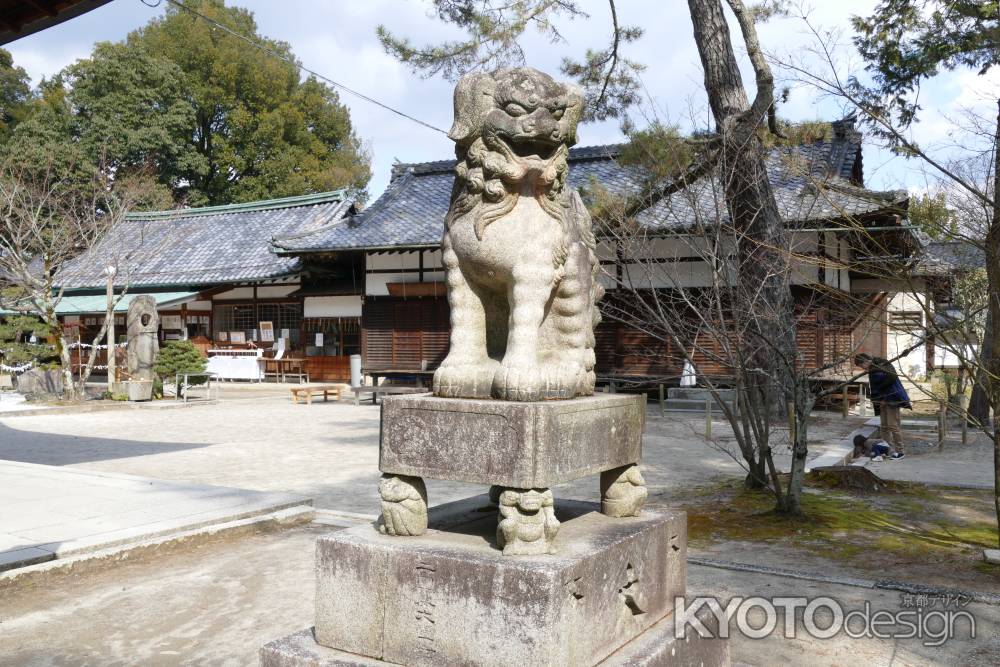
[0,522,995,666]
[0,460,307,571]
[0,393,862,515]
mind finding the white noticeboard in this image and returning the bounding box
[315,333,324,347]
[259,321,274,342]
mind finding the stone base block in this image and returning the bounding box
[263,607,729,667]
[379,393,644,487]
[314,497,686,667]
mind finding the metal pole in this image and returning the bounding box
[859,384,867,417]
[842,386,849,418]
[659,383,665,418]
[105,267,116,391]
[705,398,712,440]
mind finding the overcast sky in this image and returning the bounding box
[7,0,998,201]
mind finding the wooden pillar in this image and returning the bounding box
[253,284,259,342]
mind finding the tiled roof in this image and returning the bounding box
[274,145,638,253]
[274,119,907,254]
[57,191,353,290]
[914,240,985,275]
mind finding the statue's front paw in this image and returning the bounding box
[433,361,499,399]
[492,364,543,401]
[539,362,589,399]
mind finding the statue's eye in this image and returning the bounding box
[504,102,528,117]
[551,108,564,119]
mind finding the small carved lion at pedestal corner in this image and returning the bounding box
[433,67,604,402]
[600,464,647,518]
[378,474,428,536]
[496,487,560,555]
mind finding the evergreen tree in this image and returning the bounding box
[0,314,56,368]
[3,0,371,207]
[154,340,207,394]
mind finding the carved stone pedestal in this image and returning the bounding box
[378,393,647,553]
[262,496,729,667]
[379,393,644,488]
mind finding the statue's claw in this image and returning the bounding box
[491,364,543,402]
[433,361,500,399]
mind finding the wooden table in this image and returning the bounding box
[811,377,869,417]
[290,384,342,404]
[260,357,310,383]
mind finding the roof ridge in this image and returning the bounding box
[389,143,628,175]
[125,189,348,221]
[271,202,355,246]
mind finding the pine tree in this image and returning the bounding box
[154,340,207,393]
[0,314,56,368]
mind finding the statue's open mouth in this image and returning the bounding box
[508,138,559,161]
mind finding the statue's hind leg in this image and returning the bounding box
[433,235,498,398]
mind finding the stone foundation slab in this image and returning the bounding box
[313,497,685,667]
[263,605,729,667]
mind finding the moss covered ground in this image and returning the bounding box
[658,477,1000,590]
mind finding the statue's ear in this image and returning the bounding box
[449,72,497,145]
[560,83,585,140]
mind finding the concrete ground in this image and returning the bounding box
[0,521,994,667]
[0,460,307,571]
[867,429,994,489]
[1,389,991,665]
[0,389,863,516]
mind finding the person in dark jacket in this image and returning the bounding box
[855,353,911,459]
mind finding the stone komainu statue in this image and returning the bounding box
[126,295,159,382]
[433,67,603,402]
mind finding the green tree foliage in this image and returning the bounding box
[377,0,644,121]
[908,192,957,240]
[131,0,370,205]
[0,315,56,367]
[2,0,370,207]
[851,1,999,144]
[154,340,207,389]
[0,48,31,142]
[57,41,203,202]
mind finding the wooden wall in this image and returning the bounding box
[361,294,886,382]
[361,296,449,370]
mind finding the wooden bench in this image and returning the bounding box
[290,384,342,404]
[352,385,426,406]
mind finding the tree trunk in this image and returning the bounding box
[687,0,801,508]
[970,308,993,425]
[988,99,1000,548]
[783,380,814,515]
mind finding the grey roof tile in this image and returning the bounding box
[914,240,985,275]
[275,122,906,254]
[58,193,352,289]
